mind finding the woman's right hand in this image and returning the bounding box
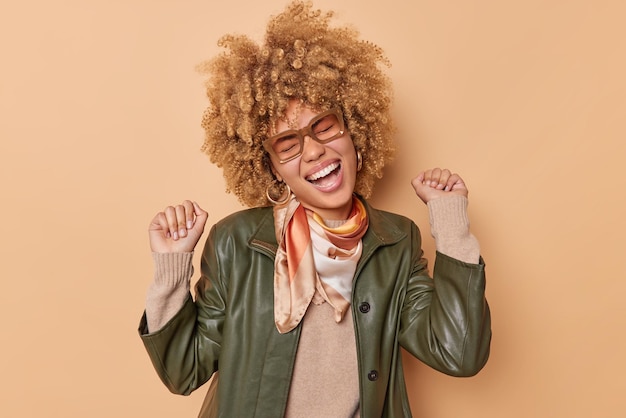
[148,200,208,253]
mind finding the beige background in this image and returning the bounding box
[1,0,625,416]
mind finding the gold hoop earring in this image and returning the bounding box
[266,180,292,205]
[356,150,363,172]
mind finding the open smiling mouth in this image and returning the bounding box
[306,162,341,187]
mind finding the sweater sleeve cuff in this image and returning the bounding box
[151,251,194,287]
[145,252,194,333]
[427,195,480,264]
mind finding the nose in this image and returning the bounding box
[301,135,325,162]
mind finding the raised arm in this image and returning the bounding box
[399,168,490,376]
[144,200,208,332]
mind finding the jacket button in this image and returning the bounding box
[367,370,379,381]
[359,302,370,313]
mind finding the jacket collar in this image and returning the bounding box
[359,198,407,264]
[248,196,407,261]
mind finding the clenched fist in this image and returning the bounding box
[411,168,468,204]
[148,200,208,253]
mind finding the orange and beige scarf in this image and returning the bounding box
[273,195,369,334]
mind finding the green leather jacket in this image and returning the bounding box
[139,199,491,417]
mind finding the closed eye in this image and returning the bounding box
[273,134,300,154]
[312,116,338,136]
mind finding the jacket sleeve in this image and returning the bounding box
[138,224,226,395]
[398,223,491,377]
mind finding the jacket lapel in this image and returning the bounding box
[357,198,407,274]
[248,207,279,257]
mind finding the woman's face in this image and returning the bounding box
[268,101,358,220]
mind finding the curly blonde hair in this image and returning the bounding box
[198,0,395,207]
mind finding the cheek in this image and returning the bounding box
[340,145,357,165]
[330,137,356,159]
[273,159,300,182]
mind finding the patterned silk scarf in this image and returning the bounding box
[273,195,369,334]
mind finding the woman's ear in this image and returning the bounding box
[270,162,283,182]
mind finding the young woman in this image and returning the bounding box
[139,2,491,417]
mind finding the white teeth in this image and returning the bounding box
[307,162,339,181]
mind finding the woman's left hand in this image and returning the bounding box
[411,168,468,204]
